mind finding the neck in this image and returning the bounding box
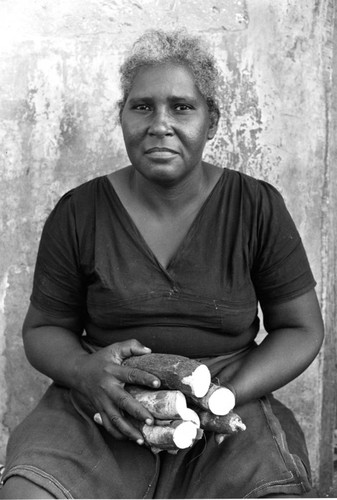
[129,164,210,216]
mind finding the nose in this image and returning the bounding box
[148,109,173,137]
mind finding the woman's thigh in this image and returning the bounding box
[2,384,158,498]
[0,476,55,499]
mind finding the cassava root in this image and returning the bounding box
[123,354,211,397]
[188,382,236,416]
[135,419,202,453]
[126,385,200,426]
[93,353,246,453]
[198,410,246,434]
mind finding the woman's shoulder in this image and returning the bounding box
[44,176,109,234]
[224,167,279,192]
[51,175,109,213]
[221,167,283,204]
[64,174,108,200]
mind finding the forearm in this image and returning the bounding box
[23,326,89,391]
[229,326,322,406]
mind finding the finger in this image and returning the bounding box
[116,365,160,389]
[100,412,127,441]
[97,396,147,443]
[111,339,152,363]
[108,410,145,444]
[115,389,154,425]
[94,411,124,439]
[92,393,127,439]
[97,410,126,440]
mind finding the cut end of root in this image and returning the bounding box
[173,421,198,449]
[208,387,235,416]
[180,408,200,427]
[176,391,188,417]
[182,364,211,397]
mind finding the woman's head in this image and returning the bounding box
[118,29,221,125]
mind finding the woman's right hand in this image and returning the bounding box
[74,339,161,443]
[23,306,160,443]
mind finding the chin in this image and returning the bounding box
[138,164,187,185]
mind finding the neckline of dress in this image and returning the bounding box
[103,168,228,273]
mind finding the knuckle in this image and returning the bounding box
[133,407,144,421]
[110,414,123,427]
[117,394,131,410]
[98,380,113,394]
[126,368,139,383]
[112,342,122,351]
[106,422,124,440]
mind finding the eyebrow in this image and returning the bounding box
[127,95,199,104]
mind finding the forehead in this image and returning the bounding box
[128,63,203,100]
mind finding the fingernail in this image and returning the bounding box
[216,435,225,445]
[93,413,103,425]
[145,418,153,425]
[152,380,160,387]
[143,347,151,352]
[137,438,144,445]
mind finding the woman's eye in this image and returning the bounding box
[134,104,151,111]
[175,104,192,111]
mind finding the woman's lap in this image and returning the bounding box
[1,383,313,498]
[1,384,159,498]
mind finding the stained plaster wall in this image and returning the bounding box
[0,0,336,494]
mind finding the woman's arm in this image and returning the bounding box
[227,289,324,406]
[22,304,161,443]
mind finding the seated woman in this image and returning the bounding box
[0,29,324,499]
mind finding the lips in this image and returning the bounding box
[145,147,179,155]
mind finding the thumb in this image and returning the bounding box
[110,339,152,364]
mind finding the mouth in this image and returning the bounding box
[145,147,179,156]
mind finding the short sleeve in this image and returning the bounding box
[30,191,86,317]
[251,181,316,306]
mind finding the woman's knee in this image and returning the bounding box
[0,476,56,499]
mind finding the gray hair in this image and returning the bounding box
[118,29,221,122]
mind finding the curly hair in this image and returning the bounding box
[118,29,221,121]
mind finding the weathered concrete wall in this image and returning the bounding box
[0,0,336,494]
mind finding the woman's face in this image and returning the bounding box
[121,63,217,186]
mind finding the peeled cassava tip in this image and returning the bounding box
[208,386,236,415]
[188,383,236,416]
[172,420,198,449]
[180,407,200,427]
[198,410,246,434]
[181,363,211,398]
[140,420,199,450]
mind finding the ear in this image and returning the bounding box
[207,109,220,140]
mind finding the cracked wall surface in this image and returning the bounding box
[0,0,336,493]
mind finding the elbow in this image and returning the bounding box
[21,325,38,368]
[303,315,325,363]
[313,317,325,356]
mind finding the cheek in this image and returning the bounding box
[121,112,143,140]
[122,124,142,151]
[185,125,210,152]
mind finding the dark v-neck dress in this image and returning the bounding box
[2,168,316,498]
[30,168,314,356]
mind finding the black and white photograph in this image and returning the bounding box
[0,1,336,498]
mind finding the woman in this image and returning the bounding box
[0,29,324,498]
